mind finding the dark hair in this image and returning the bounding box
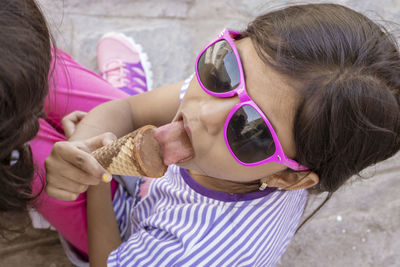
[0,0,54,234]
[242,4,400,225]
[243,3,400,192]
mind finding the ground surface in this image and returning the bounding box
[1,0,399,266]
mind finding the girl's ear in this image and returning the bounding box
[261,170,319,190]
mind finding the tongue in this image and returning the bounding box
[154,121,195,165]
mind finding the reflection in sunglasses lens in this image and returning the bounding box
[197,40,240,93]
[227,105,275,163]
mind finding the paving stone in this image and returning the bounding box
[53,0,194,18]
[73,20,194,88]
[278,152,400,267]
[0,212,73,266]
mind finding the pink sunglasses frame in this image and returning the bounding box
[195,28,309,171]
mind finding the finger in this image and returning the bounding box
[60,166,101,185]
[62,111,87,138]
[62,119,76,139]
[45,185,79,201]
[63,110,87,124]
[51,142,108,183]
[84,132,117,151]
[73,111,87,121]
[45,154,100,186]
[47,174,89,194]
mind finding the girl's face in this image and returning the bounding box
[174,37,299,183]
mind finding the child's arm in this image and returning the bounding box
[87,182,120,267]
[46,81,183,199]
[45,81,183,266]
[69,81,182,142]
[84,82,182,266]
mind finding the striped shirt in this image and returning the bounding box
[108,75,308,266]
[108,166,307,266]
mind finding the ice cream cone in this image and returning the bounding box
[92,125,167,178]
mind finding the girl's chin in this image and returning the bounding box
[174,159,191,168]
[174,158,201,172]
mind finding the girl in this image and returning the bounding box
[40,3,400,267]
[0,0,54,232]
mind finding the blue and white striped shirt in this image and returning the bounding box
[108,165,307,266]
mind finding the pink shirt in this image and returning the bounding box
[30,49,128,256]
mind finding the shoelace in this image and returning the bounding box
[102,60,147,93]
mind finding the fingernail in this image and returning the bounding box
[102,172,112,183]
[104,139,114,146]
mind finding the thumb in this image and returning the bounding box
[62,120,76,139]
[62,111,88,139]
[84,132,117,152]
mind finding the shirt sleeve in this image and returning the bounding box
[179,74,194,102]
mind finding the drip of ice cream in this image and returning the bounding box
[154,121,195,165]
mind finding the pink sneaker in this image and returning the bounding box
[97,32,153,95]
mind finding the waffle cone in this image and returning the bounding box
[106,137,144,176]
[92,131,137,170]
[92,125,167,177]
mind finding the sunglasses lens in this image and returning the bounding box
[226,105,276,163]
[197,40,240,93]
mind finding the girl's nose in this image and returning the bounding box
[199,96,239,135]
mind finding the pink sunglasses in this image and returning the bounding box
[195,28,309,171]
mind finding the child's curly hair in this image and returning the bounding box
[0,0,54,235]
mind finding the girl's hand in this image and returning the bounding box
[45,133,117,201]
[62,110,88,139]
